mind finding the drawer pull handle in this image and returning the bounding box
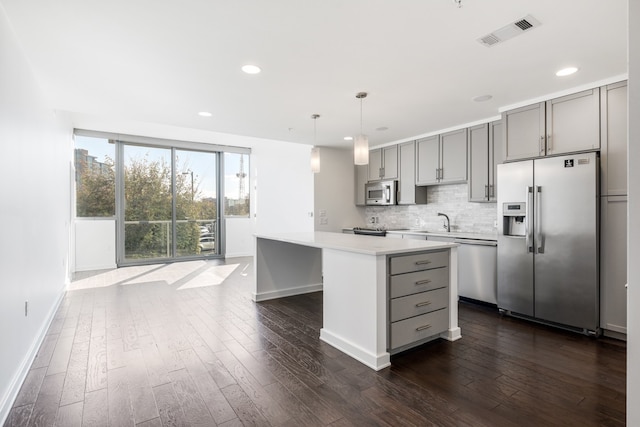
[415,260,431,265]
[416,324,432,331]
[415,301,432,307]
[415,279,432,286]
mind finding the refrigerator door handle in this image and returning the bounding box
[526,186,534,253]
[536,186,544,254]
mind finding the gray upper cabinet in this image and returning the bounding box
[601,81,628,196]
[502,102,545,161]
[416,129,467,185]
[354,164,368,205]
[503,88,601,161]
[468,124,490,202]
[546,88,600,155]
[416,135,439,185]
[397,141,427,205]
[489,120,503,202]
[368,145,398,181]
[440,128,468,183]
[468,120,502,202]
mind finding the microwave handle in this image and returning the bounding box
[385,187,390,203]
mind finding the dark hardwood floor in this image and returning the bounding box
[4,257,626,426]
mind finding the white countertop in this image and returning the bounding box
[256,231,457,256]
[389,230,498,241]
[342,228,496,241]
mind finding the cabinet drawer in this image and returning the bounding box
[390,250,448,274]
[390,287,449,322]
[389,267,449,298]
[390,308,449,350]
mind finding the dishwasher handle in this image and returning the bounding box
[453,239,497,247]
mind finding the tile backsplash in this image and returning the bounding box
[364,183,497,234]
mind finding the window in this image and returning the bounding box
[74,135,115,217]
[73,130,250,264]
[224,152,250,217]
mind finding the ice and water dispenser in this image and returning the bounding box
[502,202,526,237]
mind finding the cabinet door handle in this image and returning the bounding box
[415,301,432,307]
[414,260,432,266]
[415,279,432,285]
[490,184,495,198]
[485,185,489,198]
[416,324,432,331]
[547,134,552,153]
[539,135,545,155]
[380,167,384,178]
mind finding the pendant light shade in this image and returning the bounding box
[310,146,320,173]
[310,114,321,173]
[354,134,369,165]
[354,92,369,165]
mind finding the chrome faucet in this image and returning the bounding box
[437,212,450,232]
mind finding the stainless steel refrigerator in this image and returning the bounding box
[497,152,599,333]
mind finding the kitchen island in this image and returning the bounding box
[253,231,461,370]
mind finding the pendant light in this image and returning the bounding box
[310,114,321,173]
[354,92,369,165]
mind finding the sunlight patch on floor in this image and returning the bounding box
[69,260,239,291]
[121,261,207,286]
[176,264,240,290]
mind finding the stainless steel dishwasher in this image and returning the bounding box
[454,238,497,305]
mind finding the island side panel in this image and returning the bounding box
[253,237,323,302]
[319,248,390,371]
[441,246,462,341]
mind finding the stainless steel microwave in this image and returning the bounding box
[365,180,397,205]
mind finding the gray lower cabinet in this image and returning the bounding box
[388,250,449,352]
[600,195,628,335]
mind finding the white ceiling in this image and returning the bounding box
[1,0,628,148]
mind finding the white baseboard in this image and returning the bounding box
[224,252,252,259]
[252,283,323,302]
[73,263,117,272]
[319,328,391,371]
[0,289,65,426]
[441,327,462,341]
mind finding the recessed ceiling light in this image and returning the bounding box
[556,67,578,77]
[241,64,261,74]
[472,94,493,102]
[198,111,212,117]
[344,136,353,141]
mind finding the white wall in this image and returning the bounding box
[314,147,365,232]
[0,5,73,423]
[74,219,116,271]
[627,1,639,424]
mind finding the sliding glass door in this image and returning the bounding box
[175,149,219,257]
[122,145,173,261]
[120,144,220,264]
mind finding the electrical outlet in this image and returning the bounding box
[319,209,327,217]
[493,220,498,228]
[320,217,328,225]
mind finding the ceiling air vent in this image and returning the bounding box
[477,14,541,47]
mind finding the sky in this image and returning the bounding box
[75,135,248,200]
